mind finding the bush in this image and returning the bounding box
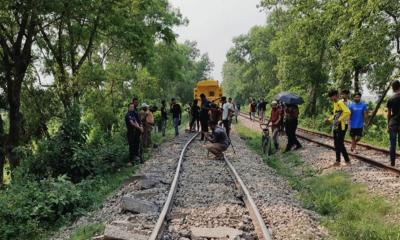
[0,176,84,239]
[19,104,129,182]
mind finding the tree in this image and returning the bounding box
[37,0,181,108]
[0,0,43,168]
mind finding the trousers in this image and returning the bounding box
[285,119,301,151]
[389,130,400,164]
[127,130,140,163]
[333,126,350,162]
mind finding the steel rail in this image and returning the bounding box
[149,130,273,239]
[238,112,397,156]
[224,157,273,240]
[237,112,400,175]
[296,133,400,175]
[296,128,400,157]
[149,133,199,240]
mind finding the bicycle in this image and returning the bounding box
[260,123,272,156]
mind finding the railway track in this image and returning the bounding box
[238,112,400,175]
[150,132,272,240]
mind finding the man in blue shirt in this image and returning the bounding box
[125,100,143,164]
[348,92,368,153]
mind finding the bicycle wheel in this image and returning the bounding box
[262,136,267,154]
[265,137,272,156]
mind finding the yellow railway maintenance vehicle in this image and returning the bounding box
[193,80,223,105]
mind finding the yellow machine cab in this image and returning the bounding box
[193,80,223,105]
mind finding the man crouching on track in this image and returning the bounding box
[204,120,229,160]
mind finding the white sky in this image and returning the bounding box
[169,0,267,81]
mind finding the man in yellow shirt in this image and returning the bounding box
[326,90,351,166]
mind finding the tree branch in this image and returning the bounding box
[76,15,100,72]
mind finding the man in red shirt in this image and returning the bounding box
[268,101,281,150]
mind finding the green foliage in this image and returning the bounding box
[147,41,214,103]
[16,103,130,184]
[223,0,399,117]
[0,176,83,239]
[0,164,138,240]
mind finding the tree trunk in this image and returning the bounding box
[305,81,317,117]
[354,67,361,93]
[366,82,392,128]
[6,72,23,169]
[0,114,5,186]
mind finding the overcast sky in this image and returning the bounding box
[169,0,267,81]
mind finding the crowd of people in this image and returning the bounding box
[125,80,400,167]
[321,81,400,168]
[125,97,182,165]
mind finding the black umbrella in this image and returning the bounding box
[275,92,304,105]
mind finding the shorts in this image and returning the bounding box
[350,128,363,137]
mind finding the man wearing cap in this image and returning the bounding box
[139,103,154,148]
[269,101,281,151]
[204,120,229,160]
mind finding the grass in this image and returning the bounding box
[235,122,400,240]
[69,223,105,240]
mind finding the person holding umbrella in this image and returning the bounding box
[275,92,303,152]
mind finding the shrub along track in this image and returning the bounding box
[238,114,400,204]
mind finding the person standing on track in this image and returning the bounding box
[125,101,143,165]
[348,92,368,153]
[204,120,229,160]
[160,100,168,137]
[258,97,267,122]
[268,101,281,151]
[387,80,400,166]
[236,101,241,123]
[250,99,257,121]
[190,99,200,132]
[326,90,351,166]
[284,103,302,152]
[200,93,210,140]
[170,98,182,137]
[221,96,235,137]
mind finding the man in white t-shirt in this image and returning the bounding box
[221,96,234,137]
